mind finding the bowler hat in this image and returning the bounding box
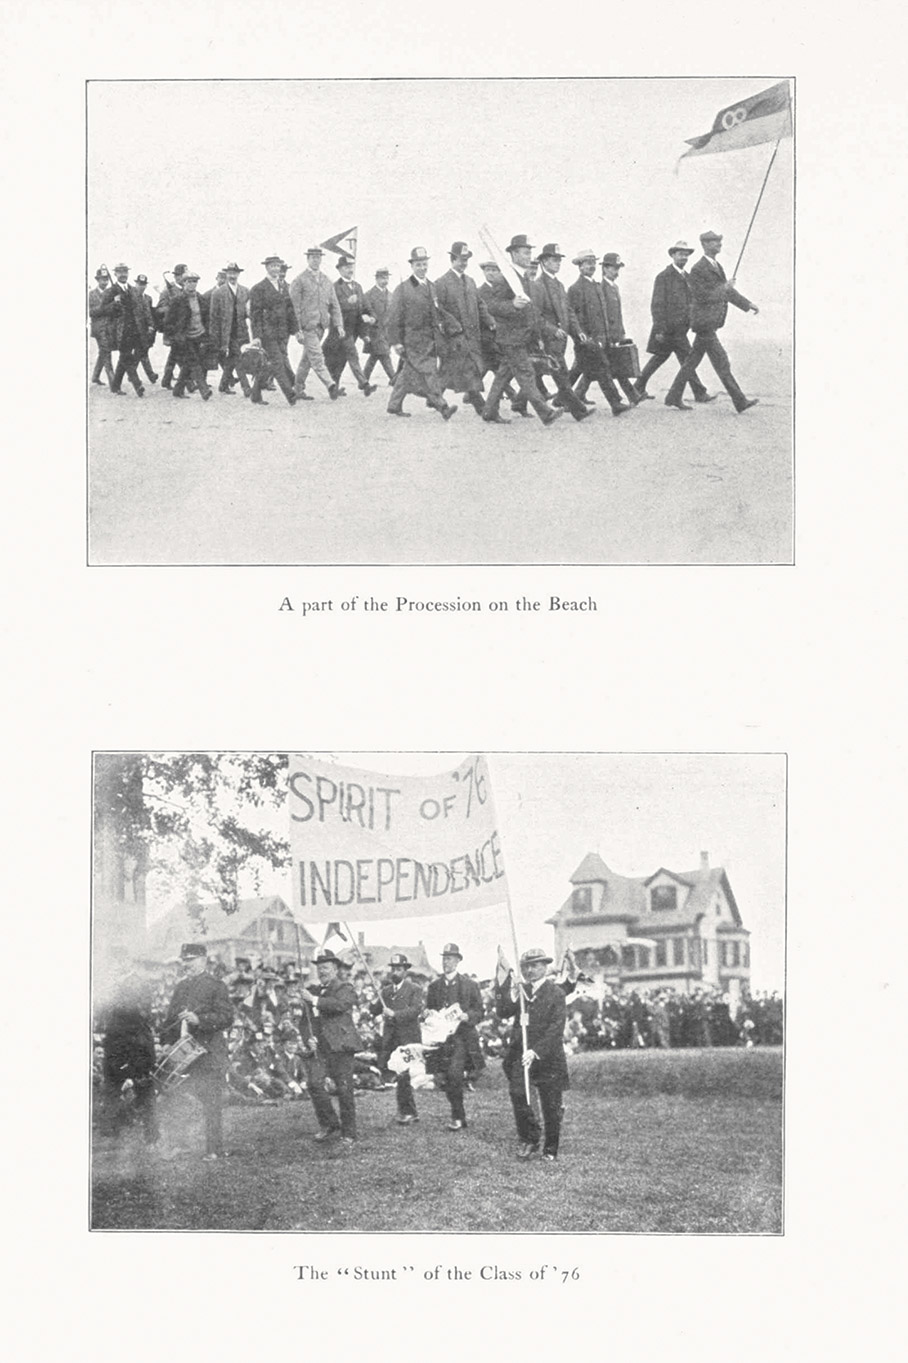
[700,230,723,244]
[409,246,430,263]
[520,946,553,966]
[572,248,597,265]
[668,240,695,256]
[538,243,564,259]
[449,241,472,258]
[223,261,243,272]
[135,273,148,284]
[180,942,208,960]
[262,254,283,266]
[389,952,411,968]
[94,268,109,280]
[441,942,463,960]
[601,252,624,268]
[506,234,533,253]
[173,264,187,274]
[336,254,355,269]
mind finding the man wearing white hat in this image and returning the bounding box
[424,943,483,1128]
[496,947,569,1161]
[634,241,713,402]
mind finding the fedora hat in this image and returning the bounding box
[668,240,695,256]
[314,949,342,966]
[572,248,597,265]
[601,252,624,268]
[262,254,283,266]
[223,261,243,272]
[699,230,723,244]
[520,947,553,966]
[505,234,533,253]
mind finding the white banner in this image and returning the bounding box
[288,754,508,922]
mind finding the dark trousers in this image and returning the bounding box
[483,345,554,420]
[136,342,158,383]
[364,352,396,383]
[111,337,144,393]
[92,340,115,384]
[388,360,447,414]
[395,1069,417,1118]
[101,1038,159,1144]
[509,1079,563,1156]
[325,334,368,387]
[572,345,624,412]
[189,1064,225,1154]
[439,1033,471,1124]
[259,338,296,403]
[219,336,251,395]
[162,346,179,386]
[173,338,212,397]
[666,330,747,409]
[637,334,707,398]
[307,1051,357,1138]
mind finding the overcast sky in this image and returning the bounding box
[146,752,786,991]
[88,77,793,339]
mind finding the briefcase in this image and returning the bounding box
[608,340,640,380]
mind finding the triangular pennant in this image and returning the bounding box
[320,227,358,258]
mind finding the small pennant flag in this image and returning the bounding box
[320,226,358,259]
[558,946,578,989]
[681,80,792,159]
[495,944,514,989]
[321,922,349,953]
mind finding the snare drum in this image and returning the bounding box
[153,1033,207,1093]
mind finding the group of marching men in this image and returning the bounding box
[98,939,569,1164]
[88,230,761,422]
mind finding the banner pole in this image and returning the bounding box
[502,888,531,1105]
[731,133,784,283]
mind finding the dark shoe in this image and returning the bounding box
[251,396,268,405]
[466,393,485,415]
[172,390,187,399]
[635,389,655,401]
[446,1119,466,1131]
[91,378,105,386]
[161,379,172,390]
[361,383,377,396]
[540,408,564,427]
[737,398,759,413]
[218,386,235,395]
[483,413,510,424]
[513,406,534,418]
[328,383,340,399]
[135,387,145,397]
[552,394,567,408]
[694,393,718,403]
[287,392,297,406]
[664,398,691,411]
[201,388,212,401]
[572,405,593,421]
[388,408,411,417]
[297,392,314,401]
[336,387,348,398]
[313,1128,341,1143]
[517,1142,539,1160]
[110,387,126,396]
[441,404,458,420]
[611,403,630,416]
[147,373,158,384]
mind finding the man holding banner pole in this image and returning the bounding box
[497,947,569,1162]
[300,949,362,1146]
[424,944,484,1131]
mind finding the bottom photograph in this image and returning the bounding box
[91,751,785,1235]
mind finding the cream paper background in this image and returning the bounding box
[3,2,903,1360]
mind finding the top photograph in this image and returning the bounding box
[86,77,793,567]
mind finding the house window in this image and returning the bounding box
[729,941,740,966]
[572,886,592,914]
[655,940,667,967]
[651,885,677,912]
[742,942,750,967]
[672,938,685,965]
[621,946,635,969]
[638,948,651,968]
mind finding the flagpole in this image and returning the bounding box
[502,887,532,1105]
[731,134,784,283]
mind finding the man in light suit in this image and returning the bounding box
[290,247,344,400]
[664,230,760,412]
[634,241,713,402]
[208,262,251,396]
[496,947,569,1162]
[300,950,362,1144]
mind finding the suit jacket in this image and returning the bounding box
[133,291,156,346]
[289,268,343,332]
[482,272,554,351]
[371,976,424,1052]
[601,278,628,342]
[332,279,370,341]
[208,282,250,351]
[647,263,695,352]
[425,972,483,1040]
[162,972,234,1065]
[362,284,392,354]
[566,274,611,346]
[89,286,113,343]
[432,269,492,363]
[687,255,753,332]
[536,269,581,340]
[387,275,458,373]
[98,282,145,348]
[248,277,298,346]
[312,978,362,1054]
[164,289,211,346]
[498,977,569,1089]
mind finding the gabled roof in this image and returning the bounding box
[551,855,743,931]
[643,867,694,888]
[569,853,613,884]
[147,895,316,957]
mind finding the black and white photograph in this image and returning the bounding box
[87,77,793,567]
[92,751,785,1234]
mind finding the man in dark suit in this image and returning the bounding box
[156,264,186,389]
[363,268,396,384]
[533,243,591,410]
[161,943,234,1160]
[89,267,115,386]
[100,263,147,397]
[634,241,712,402]
[208,262,251,396]
[387,247,459,419]
[664,230,760,412]
[566,250,628,416]
[477,262,519,407]
[370,952,425,1124]
[247,255,299,406]
[300,950,362,1144]
[481,234,567,426]
[424,943,484,1130]
[164,271,213,400]
[496,947,569,1161]
[434,240,495,416]
[593,253,642,407]
[323,254,377,396]
[132,275,159,385]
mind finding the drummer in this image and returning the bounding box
[160,943,235,1160]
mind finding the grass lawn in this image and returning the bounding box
[91,1047,782,1235]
